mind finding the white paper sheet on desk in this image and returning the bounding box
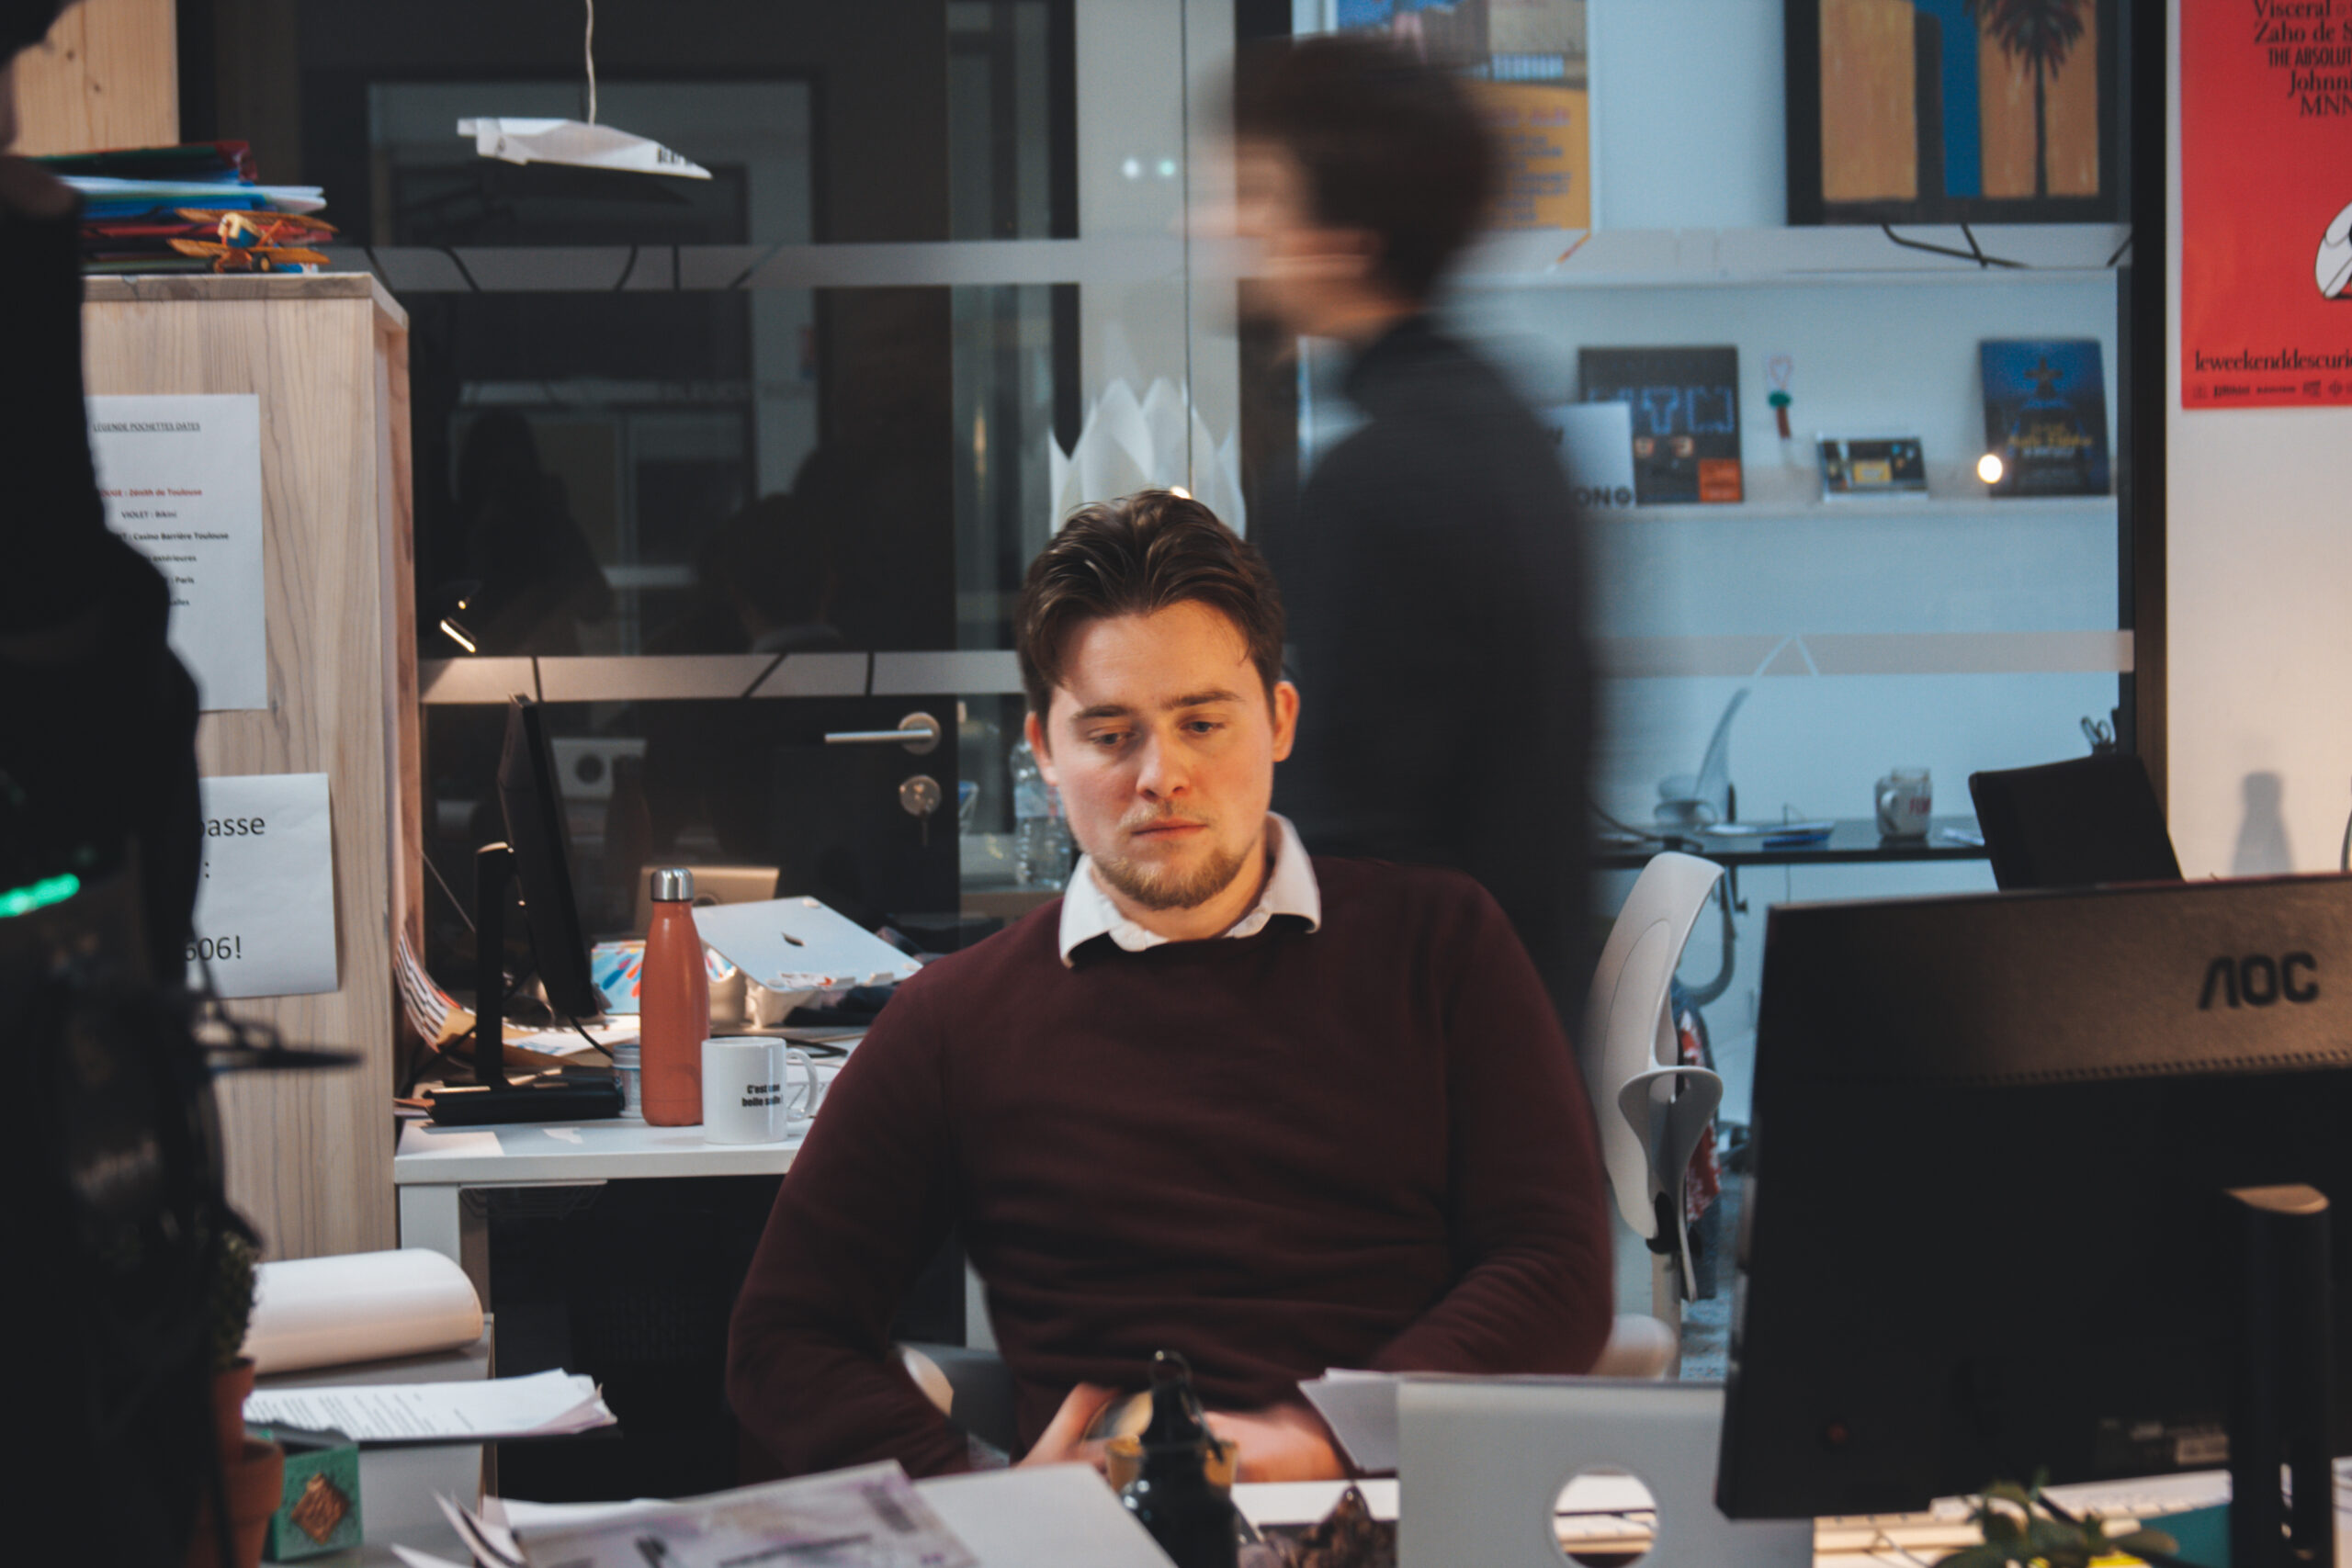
[495,1462,1167,1568]
[503,1461,973,1568]
[389,1549,468,1568]
[186,773,339,998]
[516,1017,639,1057]
[1298,1369,1402,1473]
[243,1367,613,1444]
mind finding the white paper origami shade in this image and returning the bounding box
[1046,378,1248,537]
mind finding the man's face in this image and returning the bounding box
[1231,138,1380,340]
[1028,600,1298,917]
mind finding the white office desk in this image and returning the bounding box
[393,1118,803,1267]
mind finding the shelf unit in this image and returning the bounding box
[1454,223,2134,289]
[81,274,420,1261]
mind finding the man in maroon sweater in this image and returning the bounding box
[727,491,1612,1480]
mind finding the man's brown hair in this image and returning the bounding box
[1015,490,1285,724]
[1231,35,1498,304]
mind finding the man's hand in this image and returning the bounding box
[1022,1385,1346,1483]
[1018,1381,1121,1471]
[1204,1400,1346,1483]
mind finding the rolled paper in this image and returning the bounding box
[243,1248,483,1375]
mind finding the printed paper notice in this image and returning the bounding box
[88,394,267,710]
[190,773,338,999]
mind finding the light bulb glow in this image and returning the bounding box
[1976,453,2005,485]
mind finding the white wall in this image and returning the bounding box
[1589,0,1785,229]
[2164,0,2352,878]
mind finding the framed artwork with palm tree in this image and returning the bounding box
[1785,0,2120,225]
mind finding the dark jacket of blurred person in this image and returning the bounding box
[1238,38,1593,1013]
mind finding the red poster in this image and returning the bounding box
[2181,0,2352,409]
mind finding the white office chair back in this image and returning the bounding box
[1579,852,1724,1248]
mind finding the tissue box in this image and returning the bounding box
[254,1426,362,1560]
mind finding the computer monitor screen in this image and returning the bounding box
[1718,874,2352,1518]
[495,694,605,1021]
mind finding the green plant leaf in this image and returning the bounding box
[2112,1528,2181,1561]
[1982,1510,2025,1543]
[2030,1517,2083,1545]
[1986,1481,2040,1509]
[1935,1545,2014,1568]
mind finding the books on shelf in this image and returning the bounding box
[1979,339,2112,498]
[1579,345,1743,504]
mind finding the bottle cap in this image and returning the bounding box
[650,867,695,903]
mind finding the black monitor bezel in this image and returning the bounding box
[1717,874,2352,1518]
[494,693,605,1022]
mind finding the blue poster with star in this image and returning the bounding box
[1978,339,2110,497]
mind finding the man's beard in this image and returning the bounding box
[1088,826,1253,912]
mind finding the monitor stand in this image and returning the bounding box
[2228,1183,2335,1568]
[426,842,623,1127]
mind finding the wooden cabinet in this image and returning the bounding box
[6,0,177,156]
[82,273,419,1259]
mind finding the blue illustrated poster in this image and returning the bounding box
[1978,339,2110,498]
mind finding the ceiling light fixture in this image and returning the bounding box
[460,0,712,181]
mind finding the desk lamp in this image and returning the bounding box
[426,696,623,1127]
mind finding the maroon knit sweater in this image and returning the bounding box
[725,855,1614,1478]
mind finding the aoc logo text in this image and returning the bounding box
[2198,952,2318,1010]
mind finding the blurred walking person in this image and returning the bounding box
[1235,37,1594,1013]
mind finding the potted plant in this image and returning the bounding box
[1939,1473,2181,1568]
[187,1223,284,1568]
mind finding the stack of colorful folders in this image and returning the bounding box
[39,141,334,274]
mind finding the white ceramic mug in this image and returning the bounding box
[1875,767,1933,838]
[702,1036,792,1144]
[781,1047,832,1130]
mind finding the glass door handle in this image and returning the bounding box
[822,712,942,756]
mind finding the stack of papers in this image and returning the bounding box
[36,141,331,275]
[396,1461,1173,1568]
[425,1462,972,1568]
[243,1368,614,1445]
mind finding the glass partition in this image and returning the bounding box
[306,2,2143,1071]
[301,2,1231,976]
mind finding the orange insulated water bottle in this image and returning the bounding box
[640,867,709,1125]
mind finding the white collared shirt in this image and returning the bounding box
[1056,812,1323,966]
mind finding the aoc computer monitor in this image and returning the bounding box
[1718,874,2352,1520]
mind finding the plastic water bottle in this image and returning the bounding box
[1011,737,1072,887]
